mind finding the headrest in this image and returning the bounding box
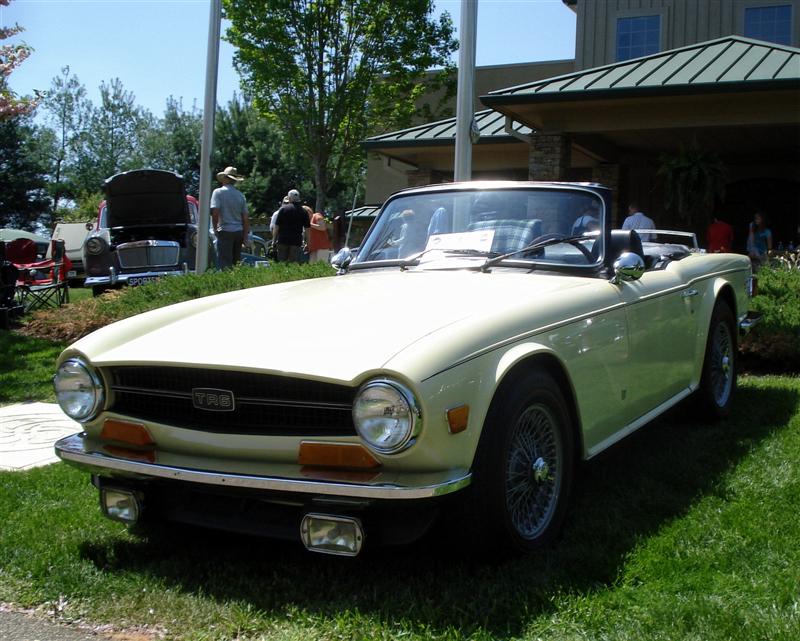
[609,229,644,262]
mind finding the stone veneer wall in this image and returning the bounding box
[528,134,571,181]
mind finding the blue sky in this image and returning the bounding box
[3,0,576,118]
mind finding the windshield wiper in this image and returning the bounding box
[480,234,591,272]
[397,247,497,269]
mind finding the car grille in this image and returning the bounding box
[117,240,180,268]
[106,366,356,436]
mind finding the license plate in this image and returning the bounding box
[128,276,160,287]
[67,270,77,278]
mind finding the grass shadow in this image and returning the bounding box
[77,381,799,638]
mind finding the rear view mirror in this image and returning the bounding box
[611,251,645,284]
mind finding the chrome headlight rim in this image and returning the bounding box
[53,357,105,422]
[85,236,108,256]
[352,378,421,455]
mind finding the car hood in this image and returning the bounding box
[104,169,189,227]
[70,269,607,384]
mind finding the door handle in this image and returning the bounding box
[681,289,699,298]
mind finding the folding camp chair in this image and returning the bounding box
[15,239,71,312]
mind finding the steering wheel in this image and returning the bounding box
[529,233,594,261]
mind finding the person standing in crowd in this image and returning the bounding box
[747,210,772,267]
[274,189,309,263]
[706,215,734,253]
[211,166,250,269]
[270,197,288,259]
[621,203,655,241]
[307,207,332,263]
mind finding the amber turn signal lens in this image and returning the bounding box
[298,442,381,469]
[446,405,469,434]
[101,419,154,446]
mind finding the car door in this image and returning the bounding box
[616,267,699,418]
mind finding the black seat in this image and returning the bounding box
[608,229,645,264]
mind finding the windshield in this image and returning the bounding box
[354,186,605,268]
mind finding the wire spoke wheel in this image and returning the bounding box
[710,320,734,407]
[464,371,573,554]
[699,300,737,420]
[504,402,563,540]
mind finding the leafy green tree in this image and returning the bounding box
[138,97,203,195]
[0,0,40,119]
[223,0,456,211]
[40,66,90,210]
[59,191,104,224]
[212,96,310,221]
[0,115,51,229]
[70,78,152,193]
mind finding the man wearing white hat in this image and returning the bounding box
[211,166,250,268]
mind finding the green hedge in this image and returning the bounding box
[740,265,800,372]
[20,262,335,344]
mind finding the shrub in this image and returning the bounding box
[20,262,335,343]
[740,264,800,372]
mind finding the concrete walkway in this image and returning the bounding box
[0,402,80,471]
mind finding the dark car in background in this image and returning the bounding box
[84,169,210,296]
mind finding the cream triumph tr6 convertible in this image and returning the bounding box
[54,181,757,557]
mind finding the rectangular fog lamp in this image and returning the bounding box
[100,488,140,524]
[300,513,364,556]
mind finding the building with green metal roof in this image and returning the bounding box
[364,1,800,248]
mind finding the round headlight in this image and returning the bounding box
[352,380,420,454]
[190,231,198,248]
[85,236,107,255]
[53,358,105,421]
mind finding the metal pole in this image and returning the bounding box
[454,0,478,182]
[344,180,360,249]
[195,0,222,273]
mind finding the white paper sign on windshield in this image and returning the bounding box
[425,230,495,253]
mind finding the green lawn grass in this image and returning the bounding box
[1,375,798,640]
[0,332,64,403]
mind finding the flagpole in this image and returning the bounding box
[195,0,222,272]
[454,0,478,182]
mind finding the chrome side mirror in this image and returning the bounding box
[611,251,645,284]
[330,247,353,273]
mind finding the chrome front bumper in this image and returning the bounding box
[55,433,472,500]
[85,267,188,288]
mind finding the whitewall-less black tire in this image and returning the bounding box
[698,300,737,419]
[469,371,575,553]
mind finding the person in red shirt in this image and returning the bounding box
[306,207,332,263]
[706,216,734,253]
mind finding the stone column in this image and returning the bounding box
[528,133,571,181]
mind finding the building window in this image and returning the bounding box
[616,15,661,62]
[744,4,792,45]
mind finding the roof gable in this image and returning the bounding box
[483,36,799,103]
[363,108,531,149]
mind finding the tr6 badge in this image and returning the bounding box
[192,388,235,411]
